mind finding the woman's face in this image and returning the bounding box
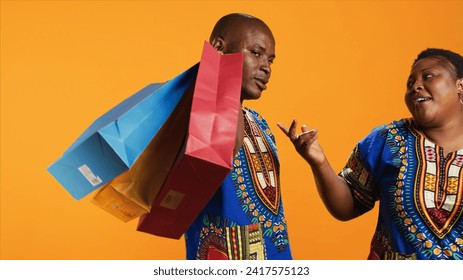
[405,57,463,128]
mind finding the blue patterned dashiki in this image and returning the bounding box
[185,107,292,260]
[341,118,463,260]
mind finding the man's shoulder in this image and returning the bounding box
[244,107,266,121]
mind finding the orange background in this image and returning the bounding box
[1,0,462,260]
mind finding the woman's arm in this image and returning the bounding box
[277,119,358,221]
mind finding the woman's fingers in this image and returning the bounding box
[288,119,298,141]
[301,124,310,133]
[296,128,317,140]
[277,119,299,142]
[276,122,289,136]
[278,120,318,147]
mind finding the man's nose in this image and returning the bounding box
[260,60,271,75]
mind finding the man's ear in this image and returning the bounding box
[211,37,225,55]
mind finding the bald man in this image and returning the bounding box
[185,13,292,260]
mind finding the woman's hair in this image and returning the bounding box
[414,48,463,79]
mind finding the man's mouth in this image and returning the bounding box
[255,78,268,90]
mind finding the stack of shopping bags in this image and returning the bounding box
[48,42,242,239]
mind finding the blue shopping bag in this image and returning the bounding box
[48,64,198,200]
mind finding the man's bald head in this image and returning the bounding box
[209,13,274,54]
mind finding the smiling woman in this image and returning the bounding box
[405,49,463,155]
[278,48,463,260]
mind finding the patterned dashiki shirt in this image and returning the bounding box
[341,118,463,260]
[185,107,292,260]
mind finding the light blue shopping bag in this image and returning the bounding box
[48,64,198,200]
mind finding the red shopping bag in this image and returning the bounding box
[137,41,243,239]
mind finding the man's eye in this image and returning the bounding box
[251,51,261,57]
[406,81,414,88]
[268,59,274,65]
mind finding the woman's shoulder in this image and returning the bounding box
[358,118,411,150]
[355,118,412,169]
[369,118,411,138]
